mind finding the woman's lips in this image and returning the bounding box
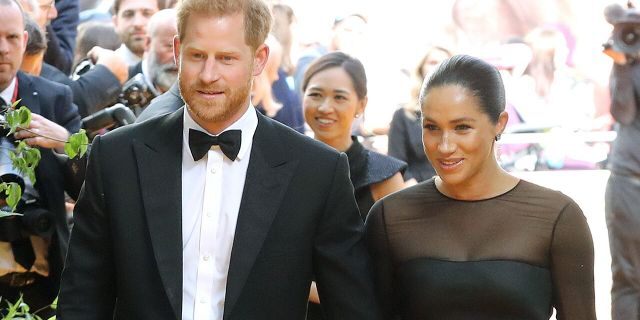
[438,158,464,171]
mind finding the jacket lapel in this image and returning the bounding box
[133,108,184,320]
[16,72,41,115]
[223,113,299,319]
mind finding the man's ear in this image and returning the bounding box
[173,35,180,66]
[252,44,270,76]
[22,31,28,53]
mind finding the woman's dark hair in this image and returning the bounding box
[301,52,367,100]
[419,54,505,123]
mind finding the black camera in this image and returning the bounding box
[119,73,156,111]
[604,3,640,63]
[0,139,54,242]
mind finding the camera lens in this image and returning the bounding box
[622,25,640,46]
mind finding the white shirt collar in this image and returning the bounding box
[183,104,258,161]
[0,77,16,106]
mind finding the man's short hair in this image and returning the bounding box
[111,0,159,15]
[0,0,27,28]
[24,14,46,55]
[176,0,272,51]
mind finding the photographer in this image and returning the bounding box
[0,0,82,314]
[125,8,177,112]
[604,3,640,319]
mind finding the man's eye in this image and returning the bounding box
[424,124,438,131]
[455,124,471,130]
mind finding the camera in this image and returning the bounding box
[604,3,640,63]
[119,73,156,112]
[0,138,53,242]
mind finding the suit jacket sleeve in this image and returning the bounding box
[312,152,383,320]
[55,85,82,133]
[70,65,122,117]
[44,0,79,75]
[58,136,116,319]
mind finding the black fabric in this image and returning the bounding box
[188,128,241,161]
[388,108,435,182]
[41,63,121,117]
[365,178,596,320]
[43,0,79,75]
[0,97,7,109]
[10,239,35,270]
[345,137,406,218]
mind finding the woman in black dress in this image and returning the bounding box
[302,52,407,319]
[365,55,596,319]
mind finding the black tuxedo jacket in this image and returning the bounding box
[58,107,382,320]
[15,71,82,280]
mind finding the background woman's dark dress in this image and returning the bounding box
[365,179,596,320]
[307,137,406,319]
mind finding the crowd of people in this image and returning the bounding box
[0,0,630,318]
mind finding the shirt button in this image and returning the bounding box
[203,255,210,261]
[210,168,216,174]
[200,298,206,304]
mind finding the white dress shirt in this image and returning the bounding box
[181,105,258,320]
[0,77,16,106]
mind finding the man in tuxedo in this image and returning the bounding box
[0,0,82,313]
[57,0,382,319]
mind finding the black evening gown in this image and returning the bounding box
[365,179,596,320]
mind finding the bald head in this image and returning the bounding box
[147,8,176,39]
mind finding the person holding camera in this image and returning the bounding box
[0,0,82,314]
[604,3,640,319]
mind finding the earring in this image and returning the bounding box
[355,114,361,118]
[495,134,501,141]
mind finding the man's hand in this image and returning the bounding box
[14,113,70,152]
[87,46,129,85]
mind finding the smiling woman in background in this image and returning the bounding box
[365,54,596,320]
[302,51,406,319]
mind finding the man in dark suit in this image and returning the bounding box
[0,0,82,313]
[57,0,382,319]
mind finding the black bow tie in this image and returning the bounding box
[188,129,242,161]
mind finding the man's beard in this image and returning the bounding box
[178,72,252,124]
[148,53,178,93]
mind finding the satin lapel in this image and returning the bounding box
[223,114,299,319]
[133,108,184,320]
[16,72,41,115]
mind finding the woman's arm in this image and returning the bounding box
[371,173,405,201]
[549,200,596,319]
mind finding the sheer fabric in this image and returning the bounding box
[365,179,596,320]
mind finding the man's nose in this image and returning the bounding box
[199,58,220,83]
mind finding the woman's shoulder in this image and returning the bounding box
[512,179,577,207]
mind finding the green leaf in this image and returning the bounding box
[65,130,89,159]
[17,106,32,128]
[5,182,21,211]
